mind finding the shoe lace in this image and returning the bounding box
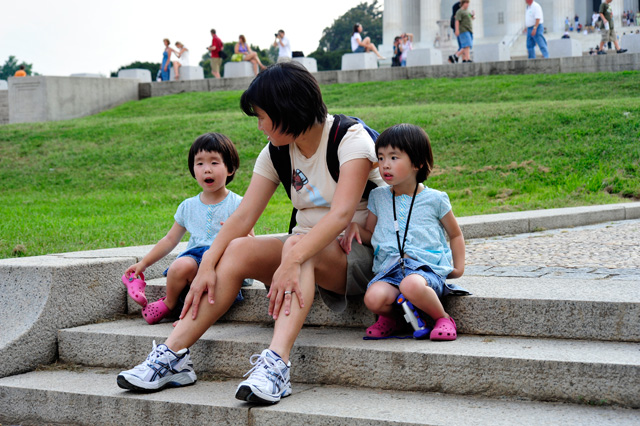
[144,340,172,368]
[243,351,287,385]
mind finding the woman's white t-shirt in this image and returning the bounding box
[350,32,362,52]
[253,114,385,234]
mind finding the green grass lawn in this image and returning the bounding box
[1,71,639,258]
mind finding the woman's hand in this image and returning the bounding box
[339,222,362,254]
[267,260,304,320]
[179,267,217,320]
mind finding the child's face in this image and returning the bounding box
[377,145,419,188]
[192,150,232,194]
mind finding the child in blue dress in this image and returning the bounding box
[123,133,251,324]
[340,123,468,340]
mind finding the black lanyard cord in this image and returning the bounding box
[392,182,419,263]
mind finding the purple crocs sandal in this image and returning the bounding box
[142,297,172,325]
[122,272,147,307]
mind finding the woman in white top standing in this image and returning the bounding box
[172,42,189,80]
[350,23,385,59]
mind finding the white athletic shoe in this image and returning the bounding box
[235,349,292,404]
[117,340,197,391]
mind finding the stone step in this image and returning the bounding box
[58,320,640,408]
[129,276,640,342]
[1,367,637,426]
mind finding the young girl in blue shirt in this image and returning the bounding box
[341,123,468,340]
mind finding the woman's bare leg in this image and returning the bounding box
[269,239,347,362]
[164,236,283,351]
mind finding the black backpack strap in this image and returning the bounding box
[327,114,358,182]
[269,142,298,234]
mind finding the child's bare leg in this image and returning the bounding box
[364,281,400,316]
[399,275,448,320]
[164,257,198,310]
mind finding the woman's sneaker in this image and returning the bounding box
[235,349,292,404]
[117,340,197,391]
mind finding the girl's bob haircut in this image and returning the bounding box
[375,123,434,183]
[188,132,240,185]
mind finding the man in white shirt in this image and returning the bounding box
[273,30,293,63]
[524,0,549,59]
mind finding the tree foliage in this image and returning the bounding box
[309,1,382,71]
[316,1,382,52]
[1,56,34,79]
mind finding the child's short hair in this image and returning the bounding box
[375,124,434,183]
[188,133,239,185]
[240,62,327,139]
[460,0,470,5]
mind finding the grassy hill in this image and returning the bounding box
[1,71,639,258]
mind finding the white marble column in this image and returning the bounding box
[612,0,624,29]
[383,0,404,48]
[419,0,441,47]
[472,0,484,40]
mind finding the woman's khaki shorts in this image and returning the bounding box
[275,234,374,313]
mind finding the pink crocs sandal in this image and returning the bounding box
[366,315,402,338]
[430,317,457,341]
[122,272,147,307]
[142,297,172,325]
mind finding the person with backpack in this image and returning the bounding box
[116,62,385,404]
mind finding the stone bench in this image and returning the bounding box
[169,65,204,81]
[547,38,582,58]
[223,61,255,78]
[117,68,151,83]
[293,57,318,73]
[405,48,443,66]
[621,34,640,53]
[473,43,511,63]
[341,52,378,70]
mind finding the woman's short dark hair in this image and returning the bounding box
[353,23,361,34]
[240,62,327,138]
[375,124,434,182]
[188,133,240,185]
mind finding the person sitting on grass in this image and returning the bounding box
[449,0,475,63]
[122,133,251,325]
[340,124,469,340]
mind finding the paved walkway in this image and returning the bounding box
[465,218,640,280]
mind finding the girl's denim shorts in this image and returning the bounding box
[368,258,448,297]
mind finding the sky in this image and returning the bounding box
[1,0,371,77]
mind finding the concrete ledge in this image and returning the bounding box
[621,33,640,53]
[2,203,638,378]
[473,43,511,63]
[223,62,255,78]
[341,52,378,70]
[117,68,152,82]
[0,90,8,125]
[170,65,205,81]
[458,202,640,239]
[406,48,443,66]
[292,57,318,72]
[548,38,582,58]
[0,80,7,90]
[2,368,637,425]
[58,321,640,407]
[8,76,139,123]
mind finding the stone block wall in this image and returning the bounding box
[0,91,8,125]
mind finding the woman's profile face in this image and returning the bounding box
[254,106,293,147]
